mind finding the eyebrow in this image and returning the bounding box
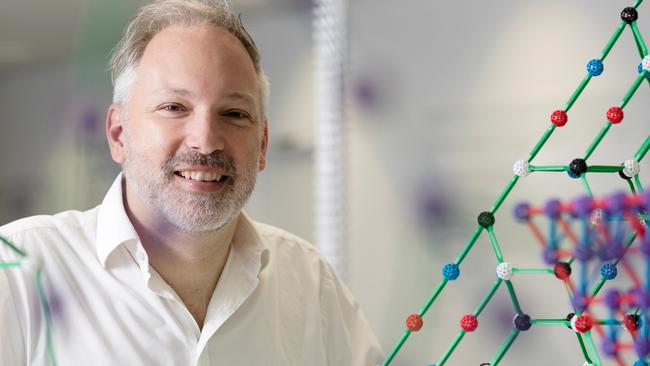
[154,88,256,104]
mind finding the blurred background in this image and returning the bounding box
[1,0,649,365]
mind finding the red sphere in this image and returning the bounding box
[624,313,640,332]
[606,107,624,124]
[553,262,572,280]
[406,314,423,331]
[460,314,478,332]
[572,314,593,333]
[550,110,568,127]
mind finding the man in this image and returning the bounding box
[0,0,384,365]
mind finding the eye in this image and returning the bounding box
[160,103,185,113]
[224,110,251,119]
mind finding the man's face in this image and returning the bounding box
[108,24,268,234]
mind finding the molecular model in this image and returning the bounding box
[382,2,650,366]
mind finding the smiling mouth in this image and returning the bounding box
[174,170,229,183]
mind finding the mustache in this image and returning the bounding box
[162,150,237,176]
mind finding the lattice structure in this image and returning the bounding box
[382,2,650,365]
[509,191,650,366]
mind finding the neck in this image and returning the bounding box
[123,179,238,329]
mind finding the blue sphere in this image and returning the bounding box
[633,361,647,366]
[587,59,604,76]
[600,263,618,280]
[442,263,460,281]
[639,63,650,79]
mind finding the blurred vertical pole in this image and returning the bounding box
[314,0,348,280]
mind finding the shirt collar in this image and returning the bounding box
[96,172,140,267]
[96,173,268,271]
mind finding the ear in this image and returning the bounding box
[258,118,269,171]
[106,104,126,164]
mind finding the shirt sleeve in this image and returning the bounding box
[319,261,385,366]
[0,266,27,366]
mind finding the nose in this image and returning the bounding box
[185,111,225,155]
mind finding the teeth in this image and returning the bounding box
[179,171,223,182]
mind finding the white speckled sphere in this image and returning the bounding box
[623,159,640,178]
[513,160,530,177]
[496,262,513,280]
[590,208,604,225]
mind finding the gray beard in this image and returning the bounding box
[122,139,258,234]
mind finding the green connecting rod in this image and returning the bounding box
[588,277,607,299]
[621,73,647,109]
[581,175,594,197]
[529,165,566,172]
[0,261,22,268]
[0,234,27,258]
[628,178,637,193]
[490,176,519,213]
[527,125,556,162]
[631,22,649,55]
[512,267,554,274]
[584,123,612,160]
[473,278,503,315]
[35,270,57,366]
[576,334,594,365]
[583,331,602,366]
[586,165,623,173]
[597,319,623,326]
[454,227,484,264]
[600,21,627,60]
[487,227,504,262]
[381,330,411,366]
[634,175,645,192]
[489,329,520,365]
[565,75,592,111]
[504,281,523,314]
[635,134,650,162]
[530,318,569,326]
[419,279,448,315]
[436,330,466,366]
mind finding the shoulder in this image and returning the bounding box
[0,208,99,258]
[254,222,323,259]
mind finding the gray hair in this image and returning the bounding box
[109,0,269,114]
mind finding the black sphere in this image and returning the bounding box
[565,312,575,329]
[619,166,632,180]
[477,211,495,228]
[569,158,588,177]
[621,7,639,24]
[513,313,532,331]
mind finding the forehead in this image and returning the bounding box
[135,24,259,102]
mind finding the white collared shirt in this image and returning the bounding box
[0,174,384,365]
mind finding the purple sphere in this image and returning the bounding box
[542,247,559,265]
[572,195,593,217]
[633,289,650,309]
[606,191,627,215]
[544,199,562,220]
[572,292,589,313]
[601,338,618,357]
[513,202,530,222]
[599,243,624,261]
[574,245,594,262]
[603,289,621,310]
